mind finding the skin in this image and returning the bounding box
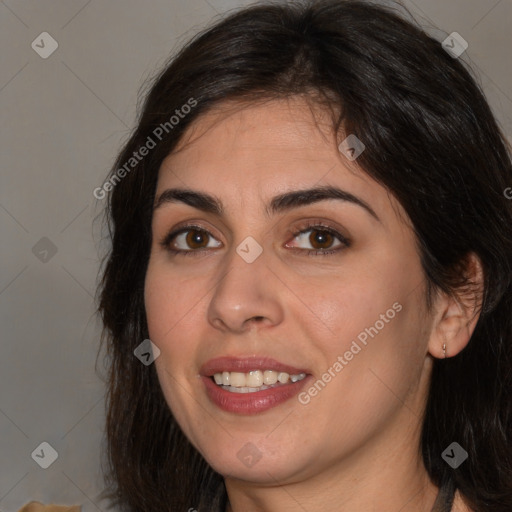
[144,97,481,511]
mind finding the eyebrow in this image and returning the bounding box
[153,185,379,221]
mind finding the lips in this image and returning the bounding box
[200,356,312,415]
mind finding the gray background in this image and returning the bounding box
[0,0,510,510]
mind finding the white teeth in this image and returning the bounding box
[263,370,278,385]
[230,372,246,387]
[246,370,263,387]
[277,372,289,383]
[212,370,306,391]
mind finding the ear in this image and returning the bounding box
[427,253,484,359]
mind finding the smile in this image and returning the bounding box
[200,356,312,414]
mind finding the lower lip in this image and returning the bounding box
[202,375,312,415]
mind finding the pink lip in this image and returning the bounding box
[200,356,309,377]
[202,374,313,415]
[200,356,312,415]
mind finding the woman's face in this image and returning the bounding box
[144,97,435,485]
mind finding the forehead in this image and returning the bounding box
[155,98,402,227]
[169,99,333,161]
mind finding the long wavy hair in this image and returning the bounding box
[97,1,512,510]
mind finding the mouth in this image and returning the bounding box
[200,356,312,414]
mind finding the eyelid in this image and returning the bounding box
[287,221,350,245]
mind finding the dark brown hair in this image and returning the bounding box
[97,1,512,510]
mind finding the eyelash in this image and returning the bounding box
[287,221,350,256]
[159,220,350,257]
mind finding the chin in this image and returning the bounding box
[201,439,311,484]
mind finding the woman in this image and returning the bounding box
[98,1,512,510]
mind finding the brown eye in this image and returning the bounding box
[309,229,335,250]
[164,227,222,253]
[185,229,209,249]
[285,225,347,255]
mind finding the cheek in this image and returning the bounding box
[144,261,201,409]
[297,249,428,402]
[298,260,406,351]
[298,294,427,452]
[144,262,204,433]
[145,269,173,345]
[144,259,204,346]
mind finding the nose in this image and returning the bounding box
[207,245,284,334]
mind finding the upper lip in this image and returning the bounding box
[200,356,310,377]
